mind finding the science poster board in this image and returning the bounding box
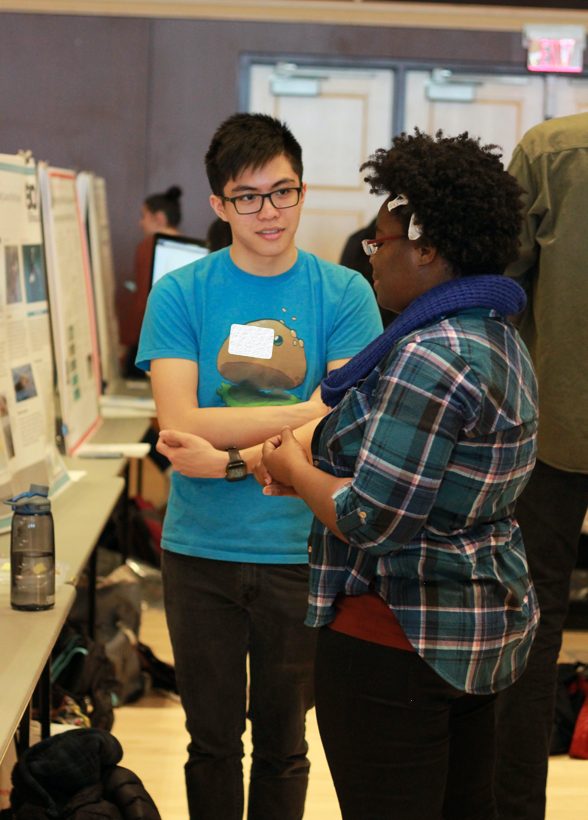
[76,173,120,392]
[38,164,102,454]
[0,153,69,530]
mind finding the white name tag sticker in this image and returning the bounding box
[228,324,274,359]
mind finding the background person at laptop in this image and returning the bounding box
[120,184,183,377]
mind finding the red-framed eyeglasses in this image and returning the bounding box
[361,233,406,257]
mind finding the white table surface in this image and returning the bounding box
[0,416,150,765]
[0,473,125,764]
[65,417,152,480]
[0,584,76,764]
[90,417,152,447]
[105,378,153,399]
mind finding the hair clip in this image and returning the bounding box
[387,194,409,211]
[388,195,423,240]
[408,212,423,241]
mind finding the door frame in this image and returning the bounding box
[239,52,588,136]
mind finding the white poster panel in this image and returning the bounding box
[77,173,120,391]
[0,153,69,530]
[38,164,101,454]
[93,177,121,389]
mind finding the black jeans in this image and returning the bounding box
[162,551,317,820]
[494,459,588,820]
[315,628,498,820]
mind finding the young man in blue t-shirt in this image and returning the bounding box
[137,113,381,820]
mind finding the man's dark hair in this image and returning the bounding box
[144,185,182,228]
[361,129,525,277]
[205,113,303,196]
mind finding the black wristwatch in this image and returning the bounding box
[225,446,247,482]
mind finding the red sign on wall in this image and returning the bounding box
[528,38,582,73]
[524,26,585,74]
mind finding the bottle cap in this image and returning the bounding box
[4,484,51,513]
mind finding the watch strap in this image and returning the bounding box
[226,446,241,465]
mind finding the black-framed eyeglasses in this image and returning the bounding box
[220,187,302,215]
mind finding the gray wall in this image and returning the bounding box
[0,12,544,294]
[0,13,149,284]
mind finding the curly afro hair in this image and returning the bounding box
[361,129,525,277]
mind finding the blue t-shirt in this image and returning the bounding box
[137,246,382,563]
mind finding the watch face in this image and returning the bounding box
[226,461,247,482]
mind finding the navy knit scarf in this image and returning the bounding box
[321,274,526,408]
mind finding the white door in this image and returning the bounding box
[404,71,546,167]
[249,64,394,263]
[553,77,588,117]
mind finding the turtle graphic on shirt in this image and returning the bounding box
[216,318,307,407]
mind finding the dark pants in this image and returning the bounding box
[495,459,588,820]
[315,628,498,820]
[162,551,317,820]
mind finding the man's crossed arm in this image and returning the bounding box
[150,357,347,452]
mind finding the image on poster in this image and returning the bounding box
[5,245,23,304]
[12,363,38,402]
[23,244,47,303]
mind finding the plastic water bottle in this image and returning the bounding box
[5,484,55,611]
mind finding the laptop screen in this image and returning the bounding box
[151,234,209,288]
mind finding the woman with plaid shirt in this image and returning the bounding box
[257,131,539,820]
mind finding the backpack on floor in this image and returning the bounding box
[137,643,178,695]
[51,627,120,730]
[551,662,588,758]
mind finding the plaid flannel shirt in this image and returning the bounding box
[306,309,539,695]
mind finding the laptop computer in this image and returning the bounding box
[151,233,209,288]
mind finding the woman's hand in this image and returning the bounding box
[253,436,279,488]
[254,427,310,495]
[255,426,350,541]
[157,430,227,478]
[253,439,300,498]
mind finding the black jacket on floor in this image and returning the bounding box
[1,729,160,820]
